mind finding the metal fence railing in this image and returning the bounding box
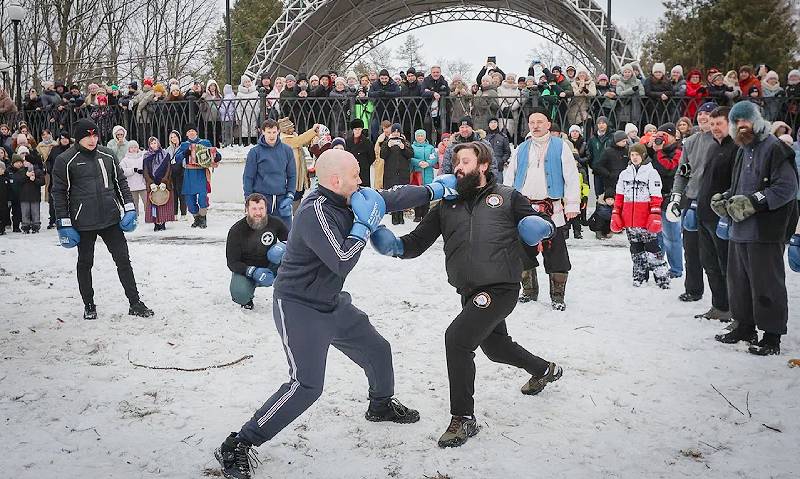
[3,93,798,149]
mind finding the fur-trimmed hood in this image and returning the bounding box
[728,100,770,141]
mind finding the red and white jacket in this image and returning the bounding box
[613,161,663,229]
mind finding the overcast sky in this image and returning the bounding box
[379,0,665,78]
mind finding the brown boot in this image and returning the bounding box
[549,272,568,311]
[519,268,539,303]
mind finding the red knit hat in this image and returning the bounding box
[143,78,154,87]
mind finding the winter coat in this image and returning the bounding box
[421,75,450,98]
[567,76,597,124]
[486,129,511,168]
[380,137,413,189]
[615,75,645,123]
[280,128,317,192]
[738,76,762,98]
[201,80,222,122]
[120,151,146,191]
[220,87,237,123]
[441,131,497,175]
[684,79,707,119]
[106,126,129,161]
[762,82,785,122]
[368,79,401,120]
[448,83,473,121]
[496,83,521,118]
[613,160,663,230]
[236,79,260,137]
[651,141,682,202]
[472,86,500,130]
[346,131,375,186]
[595,144,629,198]
[174,137,221,195]
[11,163,45,202]
[243,135,296,198]
[411,140,437,185]
[24,97,43,112]
[51,145,135,232]
[671,77,687,97]
[696,135,736,222]
[40,90,61,110]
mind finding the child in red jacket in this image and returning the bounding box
[611,143,671,288]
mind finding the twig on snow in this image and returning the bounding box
[698,441,720,451]
[746,391,752,418]
[762,424,782,433]
[710,384,745,416]
[69,426,101,437]
[127,351,253,372]
[589,395,597,407]
[574,325,594,330]
[500,431,521,446]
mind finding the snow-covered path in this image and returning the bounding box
[1,206,798,478]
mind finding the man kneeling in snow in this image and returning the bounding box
[225,193,288,310]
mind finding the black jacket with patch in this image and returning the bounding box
[226,215,290,276]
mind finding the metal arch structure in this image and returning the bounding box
[244,0,636,79]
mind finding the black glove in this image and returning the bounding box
[632,85,639,92]
[134,168,144,174]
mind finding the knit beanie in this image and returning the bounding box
[629,143,647,160]
[73,118,100,142]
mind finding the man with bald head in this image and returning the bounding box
[215,149,458,478]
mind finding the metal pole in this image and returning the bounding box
[225,0,233,86]
[604,0,613,75]
[13,19,22,111]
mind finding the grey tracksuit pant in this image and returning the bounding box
[238,293,394,446]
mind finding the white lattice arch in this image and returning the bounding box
[244,0,636,79]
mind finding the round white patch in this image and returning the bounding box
[486,194,503,208]
[261,231,275,246]
[473,292,492,309]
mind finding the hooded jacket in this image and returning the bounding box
[236,76,260,137]
[243,135,297,199]
[613,160,663,230]
[411,135,438,185]
[119,143,146,191]
[106,125,129,161]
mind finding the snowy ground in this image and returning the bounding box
[1,204,799,479]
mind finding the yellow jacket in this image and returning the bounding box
[281,128,318,192]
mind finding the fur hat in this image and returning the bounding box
[728,100,770,139]
[277,117,295,134]
[349,118,364,129]
[629,143,648,160]
[652,62,666,75]
[671,65,684,77]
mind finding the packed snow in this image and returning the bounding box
[1,203,798,478]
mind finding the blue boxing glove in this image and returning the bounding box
[56,218,80,248]
[278,194,294,217]
[246,266,275,287]
[369,225,404,257]
[349,187,386,241]
[119,209,138,233]
[427,174,459,201]
[682,200,698,232]
[267,241,286,265]
[716,216,730,240]
[789,234,800,273]
[518,215,554,246]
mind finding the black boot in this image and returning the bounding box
[83,302,97,320]
[129,301,155,317]
[365,397,420,424]
[191,215,200,228]
[215,432,260,479]
[748,333,781,356]
[549,272,568,311]
[715,323,757,345]
[241,300,254,310]
[31,225,40,234]
[199,215,208,229]
[679,292,702,302]
[573,228,583,239]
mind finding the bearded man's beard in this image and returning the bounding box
[455,170,482,199]
[247,216,267,230]
[735,125,755,145]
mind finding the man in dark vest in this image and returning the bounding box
[711,101,798,355]
[370,141,560,448]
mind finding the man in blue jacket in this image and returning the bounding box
[243,119,297,229]
[174,125,221,229]
[215,149,459,479]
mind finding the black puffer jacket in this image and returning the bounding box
[345,131,375,186]
[10,163,45,202]
[595,144,629,198]
[51,144,134,231]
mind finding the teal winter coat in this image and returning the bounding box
[411,141,438,185]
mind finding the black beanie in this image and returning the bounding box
[350,118,364,129]
[73,118,99,142]
[379,69,390,77]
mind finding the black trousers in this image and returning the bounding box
[727,241,788,335]
[697,218,729,311]
[682,227,704,296]
[522,226,571,273]
[77,225,140,305]
[391,211,405,224]
[10,196,21,230]
[446,285,549,416]
[414,202,430,220]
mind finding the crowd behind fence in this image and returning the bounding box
[3,94,799,149]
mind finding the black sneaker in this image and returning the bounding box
[748,333,781,356]
[679,292,702,302]
[715,324,757,345]
[215,432,260,479]
[129,301,155,317]
[437,415,479,448]
[365,398,420,424]
[241,300,254,310]
[47,224,56,230]
[83,303,97,320]
[521,362,563,395]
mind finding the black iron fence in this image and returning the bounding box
[3,93,798,149]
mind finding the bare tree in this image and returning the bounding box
[443,58,473,81]
[618,17,658,64]
[367,45,394,73]
[394,34,425,70]
[527,43,590,73]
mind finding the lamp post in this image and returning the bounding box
[225,0,233,87]
[7,2,26,111]
[604,0,613,75]
[0,59,11,92]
